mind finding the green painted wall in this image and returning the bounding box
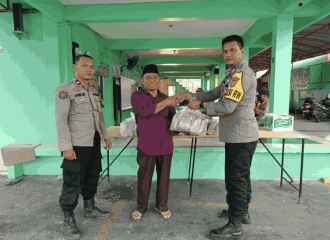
[291,60,330,110]
[11,147,330,181]
[0,12,60,149]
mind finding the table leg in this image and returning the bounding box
[259,138,294,183]
[280,139,285,187]
[98,137,134,186]
[189,138,198,200]
[188,138,194,185]
[299,139,305,204]
[107,150,110,182]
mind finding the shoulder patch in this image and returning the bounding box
[58,91,68,100]
[225,72,244,103]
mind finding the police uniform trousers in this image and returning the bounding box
[136,148,173,214]
[225,140,258,218]
[59,131,103,212]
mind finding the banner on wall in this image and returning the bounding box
[120,76,135,110]
[290,66,310,90]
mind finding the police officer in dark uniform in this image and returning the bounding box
[55,55,113,240]
[175,35,259,239]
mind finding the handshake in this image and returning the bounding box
[165,93,192,107]
[165,93,204,110]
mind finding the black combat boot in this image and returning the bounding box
[84,198,110,219]
[62,211,81,240]
[209,215,243,239]
[218,210,251,224]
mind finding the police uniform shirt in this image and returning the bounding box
[191,59,259,143]
[55,77,109,152]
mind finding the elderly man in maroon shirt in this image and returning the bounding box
[130,64,178,221]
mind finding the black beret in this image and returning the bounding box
[143,64,159,76]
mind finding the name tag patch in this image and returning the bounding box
[75,93,85,97]
[93,93,100,96]
[225,72,244,103]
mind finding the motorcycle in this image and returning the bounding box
[313,100,330,122]
[302,97,315,120]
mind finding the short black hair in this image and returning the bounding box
[222,35,244,49]
[74,55,94,64]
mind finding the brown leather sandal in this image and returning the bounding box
[155,207,171,220]
[130,210,143,221]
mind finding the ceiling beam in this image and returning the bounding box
[23,0,64,22]
[162,73,205,77]
[281,0,313,14]
[107,38,223,50]
[244,18,274,46]
[158,67,210,72]
[64,0,279,23]
[292,1,330,34]
[139,57,224,65]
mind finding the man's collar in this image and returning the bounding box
[143,88,162,97]
[234,59,245,70]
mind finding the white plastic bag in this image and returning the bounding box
[170,106,209,136]
[207,119,219,135]
[213,125,219,135]
[120,112,137,137]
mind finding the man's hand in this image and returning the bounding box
[253,106,258,112]
[187,100,202,110]
[166,96,179,107]
[175,93,192,103]
[104,138,112,150]
[63,149,76,161]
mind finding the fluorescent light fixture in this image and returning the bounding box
[159,64,179,66]
[159,17,203,22]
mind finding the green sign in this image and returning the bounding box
[264,117,273,128]
[274,117,292,128]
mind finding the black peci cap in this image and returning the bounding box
[143,64,159,76]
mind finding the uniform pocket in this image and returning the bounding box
[61,161,81,186]
[74,98,90,113]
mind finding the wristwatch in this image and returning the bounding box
[200,101,204,109]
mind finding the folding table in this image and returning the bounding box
[98,126,309,204]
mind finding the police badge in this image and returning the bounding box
[230,77,240,87]
[58,91,68,100]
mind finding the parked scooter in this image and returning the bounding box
[302,97,315,120]
[313,94,330,122]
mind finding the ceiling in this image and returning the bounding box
[56,0,330,76]
[124,48,223,59]
[86,19,257,39]
[61,0,197,4]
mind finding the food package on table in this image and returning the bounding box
[120,112,137,137]
[170,106,209,136]
[207,118,219,135]
[213,125,219,135]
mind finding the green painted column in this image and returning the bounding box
[219,63,226,82]
[243,46,250,66]
[204,77,209,91]
[266,14,294,144]
[104,50,114,127]
[269,14,294,115]
[201,78,204,90]
[57,22,73,84]
[175,80,180,95]
[209,66,215,90]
